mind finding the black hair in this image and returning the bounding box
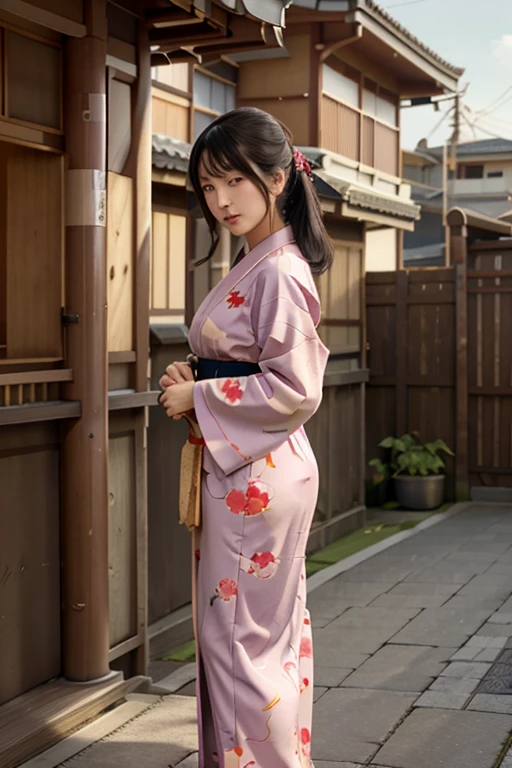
[188,106,333,275]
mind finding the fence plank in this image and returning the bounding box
[395,270,407,436]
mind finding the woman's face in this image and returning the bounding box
[198,157,269,238]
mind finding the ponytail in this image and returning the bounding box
[281,162,333,275]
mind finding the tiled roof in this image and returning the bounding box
[428,138,512,158]
[152,133,192,173]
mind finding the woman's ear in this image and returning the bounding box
[270,168,286,197]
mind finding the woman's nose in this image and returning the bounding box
[217,187,232,208]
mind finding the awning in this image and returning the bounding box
[300,147,420,228]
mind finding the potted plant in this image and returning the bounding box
[369,432,454,510]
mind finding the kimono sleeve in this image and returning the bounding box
[193,255,329,476]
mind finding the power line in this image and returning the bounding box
[475,85,512,118]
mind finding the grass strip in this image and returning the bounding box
[163,639,196,663]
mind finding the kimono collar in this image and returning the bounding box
[199,225,296,320]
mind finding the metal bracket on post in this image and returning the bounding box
[61,308,80,326]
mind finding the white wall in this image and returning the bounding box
[365,228,398,272]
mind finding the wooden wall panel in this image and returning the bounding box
[107,172,133,352]
[0,423,60,706]
[151,211,168,309]
[374,122,398,177]
[236,97,310,146]
[152,89,190,141]
[237,33,311,99]
[108,77,132,174]
[168,214,186,312]
[108,434,136,648]
[6,145,62,359]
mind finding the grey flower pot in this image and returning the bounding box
[394,474,445,511]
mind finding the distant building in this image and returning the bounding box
[402,138,512,266]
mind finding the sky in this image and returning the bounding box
[376,0,512,150]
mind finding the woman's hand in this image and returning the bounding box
[159,360,194,390]
[159,380,195,419]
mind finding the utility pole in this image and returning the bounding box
[445,91,461,265]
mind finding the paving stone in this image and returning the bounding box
[403,568,478,584]
[414,690,471,709]
[429,677,479,694]
[312,688,416,763]
[456,584,512,600]
[467,635,508,648]
[341,645,453,693]
[440,551,499,564]
[483,563,512,575]
[467,694,512,714]
[390,607,491,647]
[440,661,492,679]
[476,623,512,638]
[328,606,420,630]
[309,597,355,621]
[489,613,512,624]
[388,582,462,597]
[499,597,512,612]
[314,667,353,687]
[442,595,505,613]
[312,635,370,670]
[311,616,335,629]
[309,582,396,608]
[312,763,363,768]
[450,646,481,661]
[369,593,448,609]
[314,686,328,703]
[373,708,512,768]
[314,626,400,656]
[474,647,503,662]
[467,573,512,587]
[458,541,512,554]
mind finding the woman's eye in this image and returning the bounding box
[202,184,214,193]
[230,177,243,185]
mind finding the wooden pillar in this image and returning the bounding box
[60,0,110,682]
[451,222,470,500]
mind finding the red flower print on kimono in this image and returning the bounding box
[225,480,273,517]
[210,577,238,606]
[227,290,246,309]
[218,377,246,405]
[299,636,313,659]
[241,551,280,580]
[301,728,311,759]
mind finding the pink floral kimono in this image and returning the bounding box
[188,225,329,768]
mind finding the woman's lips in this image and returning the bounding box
[225,214,240,225]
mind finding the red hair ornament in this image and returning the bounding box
[293,148,314,182]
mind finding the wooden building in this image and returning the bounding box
[0,1,287,765]
[146,0,463,655]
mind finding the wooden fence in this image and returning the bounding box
[366,210,512,501]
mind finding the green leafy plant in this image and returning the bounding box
[369,432,454,482]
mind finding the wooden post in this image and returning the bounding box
[133,20,152,674]
[395,269,408,437]
[60,0,110,682]
[451,221,470,500]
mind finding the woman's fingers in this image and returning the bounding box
[159,374,174,390]
[165,361,194,384]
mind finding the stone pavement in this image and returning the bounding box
[30,502,512,768]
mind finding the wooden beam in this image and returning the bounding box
[0,400,80,425]
[395,270,407,437]
[60,0,110,683]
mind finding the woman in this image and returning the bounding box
[159,107,332,768]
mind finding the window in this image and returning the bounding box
[460,165,484,179]
[487,170,504,178]
[363,79,398,126]
[193,67,237,140]
[323,64,359,108]
[5,30,61,130]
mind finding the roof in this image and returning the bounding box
[152,134,192,173]
[291,0,463,79]
[427,138,512,159]
[362,1,463,77]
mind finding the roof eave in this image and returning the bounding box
[348,3,462,92]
